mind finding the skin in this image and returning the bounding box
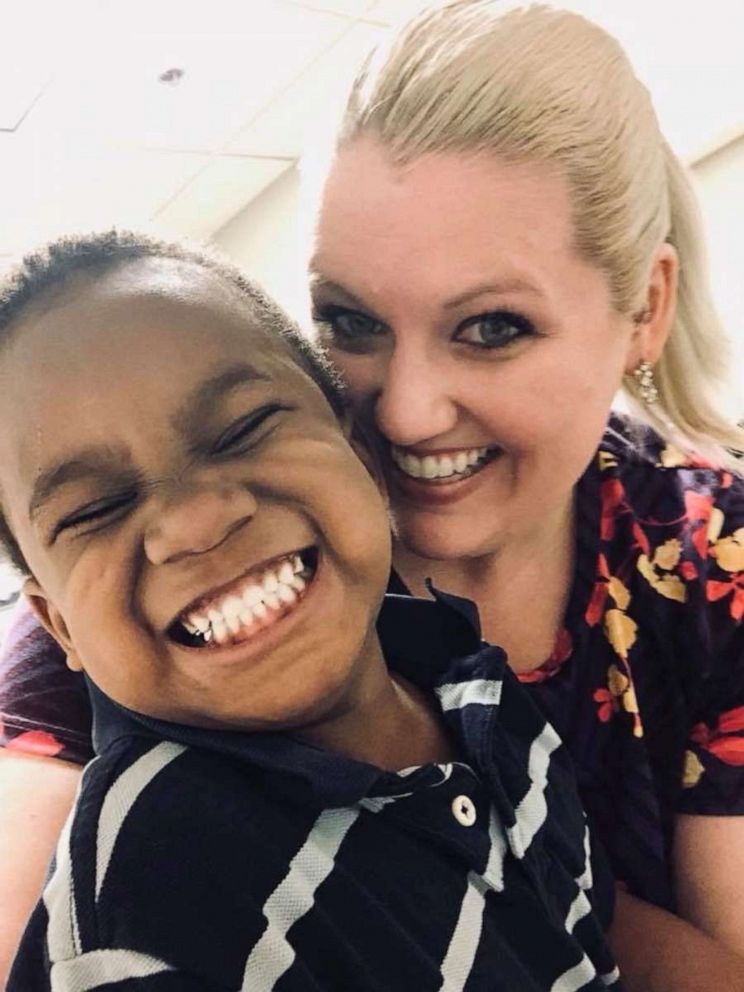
[0,259,454,761]
[0,751,81,989]
[310,137,744,981]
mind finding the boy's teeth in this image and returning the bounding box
[212,620,229,644]
[222,596,244,621]
[277,585,297,605]
[178,550,316,648]
[392,446,491,480]
[243,585,263,608]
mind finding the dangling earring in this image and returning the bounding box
[633,360,659,406]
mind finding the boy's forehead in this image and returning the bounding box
[10,258,297,374]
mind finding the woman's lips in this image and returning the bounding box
[386,445,503,505]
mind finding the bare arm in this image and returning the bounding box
[609,888,744,992]
[673,813,744,956]
[0,749,81,987]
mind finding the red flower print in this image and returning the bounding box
[690,706,744,765]
[684,490,714,525]
[7,729,65,757]
[519,627,573,684]
[631,522,651,556]
[707,577,744,622]
[679,561,698,581]
[594,687,615,723]
[600,479,626,540]
[585,554,611,626]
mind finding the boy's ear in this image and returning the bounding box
[341,412,388,500]
[23,578,83,672]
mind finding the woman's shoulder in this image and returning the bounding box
[596,412,744,520]
[589,412,744,635]
[0,601,93,764]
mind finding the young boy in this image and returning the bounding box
[2,231,620,991]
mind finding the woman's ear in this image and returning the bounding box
[23,577,83,672]
[625,242,678,372]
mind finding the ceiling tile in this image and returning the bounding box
[22,2,355,154]
[155,156,292,238]
[228,20,385,158]
[284,0,375,14]
[363,0,431,24]
[0,135,209,255]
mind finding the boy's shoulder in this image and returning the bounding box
[54,733,323,982]
[77,732,320,866]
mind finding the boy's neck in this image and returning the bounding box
[295,631,458,771]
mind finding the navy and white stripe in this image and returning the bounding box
[10,591,621,991]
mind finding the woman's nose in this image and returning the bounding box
[144,483,257,566]
[373,342,457,447]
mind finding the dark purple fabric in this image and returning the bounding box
[0,606,92,764]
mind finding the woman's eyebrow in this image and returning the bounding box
[441,279,547,310]
[28,447,133,522]
[307,274,369,310]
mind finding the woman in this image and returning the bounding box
[2,2,744,987]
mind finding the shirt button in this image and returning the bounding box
[451,794,477,827]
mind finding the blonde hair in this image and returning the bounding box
[339,0,744,468]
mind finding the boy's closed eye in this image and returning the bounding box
[51,404,293,542]
[209,403,290,457]
[53,489,139,541]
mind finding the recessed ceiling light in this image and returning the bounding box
[158,67,185,85]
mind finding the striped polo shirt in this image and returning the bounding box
[10,590,621,992]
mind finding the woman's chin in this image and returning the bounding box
[392,517,496,565]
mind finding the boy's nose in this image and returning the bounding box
[373,343,457,447]
[144,483,257,566]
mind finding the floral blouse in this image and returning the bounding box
[2,415,743,911]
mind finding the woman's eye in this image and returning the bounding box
[213,404,285,455]
[56,493,136,538]
[312,304,385,345]
[453,311,535,350]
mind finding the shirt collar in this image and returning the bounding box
[89,588,486,808]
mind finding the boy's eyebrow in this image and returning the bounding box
[28,446,133,522]
[28,365,270,521]
[174,363,271,437]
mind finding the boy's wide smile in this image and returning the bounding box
[169,546,317,650]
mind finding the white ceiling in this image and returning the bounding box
[1,0,742,263]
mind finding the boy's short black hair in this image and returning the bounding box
[0,229,345,575]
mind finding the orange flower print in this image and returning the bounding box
[593,663,643,737]
[637,539,687,603]
[682,750,704,789]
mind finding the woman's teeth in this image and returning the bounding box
[391,445,492,481]
[177,552,313,648]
